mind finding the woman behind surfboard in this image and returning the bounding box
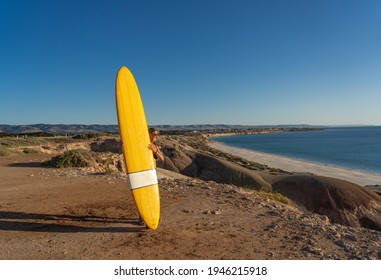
[148,128,164,163]
[137,127,163,227]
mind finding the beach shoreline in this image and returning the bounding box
[209,141,381,187]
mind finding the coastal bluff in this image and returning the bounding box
[156,135,381,232]
[1,134,381,259]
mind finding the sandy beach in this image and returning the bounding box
[210,141,381,187]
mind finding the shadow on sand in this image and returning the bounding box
[0,211,145,233]
[7,162,46,168]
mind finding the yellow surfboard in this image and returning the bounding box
[115,66,160,230]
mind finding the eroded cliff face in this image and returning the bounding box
[271,175,381,231]
[154,136,381,231]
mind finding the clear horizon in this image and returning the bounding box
[1,0,381,126]
[1,123,380,128]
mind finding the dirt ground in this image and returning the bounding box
[1,153,381,260]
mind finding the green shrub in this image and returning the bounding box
[267,192,292,205]
[249,189,292,205]
[44,149,91,168]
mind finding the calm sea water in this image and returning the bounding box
[212,126,381,175]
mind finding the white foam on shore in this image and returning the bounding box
[210,141,381,187]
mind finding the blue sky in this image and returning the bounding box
[1,0,381,126]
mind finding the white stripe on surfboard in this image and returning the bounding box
[128,169,158,190]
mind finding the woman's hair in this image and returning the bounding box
[148,127,158,134]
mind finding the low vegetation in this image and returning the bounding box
[267,192,292,205]
[0,146,10,156]
[72,132,106,139]
[44,149,92,168]
[255,190,292,205]
[0,137,48,148]
[22,148,39,154]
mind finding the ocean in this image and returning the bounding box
[211,126,381,175]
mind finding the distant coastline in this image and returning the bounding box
[210,126,381,186]
[209,141,381,188]
[206,127,322,138]
[0,123,324,135]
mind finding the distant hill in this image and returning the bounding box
[0,124,322,135]
[0,124,119,134]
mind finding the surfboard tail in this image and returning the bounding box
[132,185,161,230]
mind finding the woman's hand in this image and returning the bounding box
[148,143,164,162]
[148,143,157,153]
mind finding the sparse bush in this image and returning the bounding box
[267,192,292,205]
[248,189,292,205]
[23,148,39,154]
[0,146,10,156]
[99,154,116,173]
[44,149,92,168]
[72,133,103,140]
